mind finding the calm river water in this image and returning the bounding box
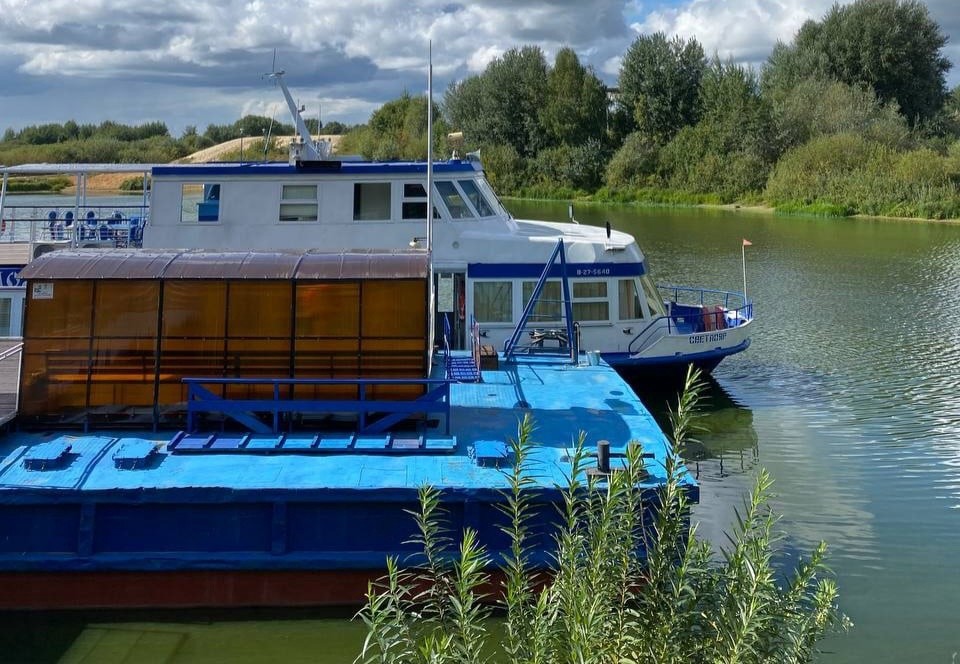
[4,198,960,662]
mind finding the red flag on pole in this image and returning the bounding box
[742,238,752,247]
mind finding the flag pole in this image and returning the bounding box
[741,239,751,302]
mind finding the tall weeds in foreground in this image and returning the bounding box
[356,367,850,663]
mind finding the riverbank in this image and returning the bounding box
[506,195,960,224]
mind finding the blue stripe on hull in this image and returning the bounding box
[468,262,645,279]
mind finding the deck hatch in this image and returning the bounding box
[112,439,160,470]
[22,440,73,470]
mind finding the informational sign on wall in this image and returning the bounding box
[437,275,454,312]
[31,282,54,300]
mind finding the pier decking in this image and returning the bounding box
[0,352,695,609]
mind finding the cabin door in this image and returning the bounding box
[436,272,466,350]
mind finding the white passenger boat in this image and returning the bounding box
[0,79,752,373]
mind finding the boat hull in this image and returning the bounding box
[603,335,752,375]
[0,570,379,611]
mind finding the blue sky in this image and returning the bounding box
[0,0,957,137]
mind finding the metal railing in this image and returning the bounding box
[184,376,452,435]
[627,286,754,356]
[0,205,148,247]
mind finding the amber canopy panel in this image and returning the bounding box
[224,281,293,399]
[359,279,428,399]
[293,281,361,400]
[20,281,94,417]
[157,281,227,406]
[88,280,161,409]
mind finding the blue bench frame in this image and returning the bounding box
[184,377,452,435]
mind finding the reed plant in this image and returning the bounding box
[356,367,850,663]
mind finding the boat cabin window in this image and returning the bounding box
[457,179,495,217]
[401,183,440,220]
[521,280,562,323]
[572,281,609,322]
[435,181,475,219]
[640,275,667,317]
[473,281,512,323]
[353,182,391,221]
[180,182,221,223]
[618,279,645,320]
[279,184,318,222]
[0,297,11,336]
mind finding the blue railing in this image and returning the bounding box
[626,286,754,355]
[184,376,452,435]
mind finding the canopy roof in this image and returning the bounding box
[19,249,429,280]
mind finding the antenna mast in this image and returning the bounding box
[426,41,436,364]
[264,62,331,163]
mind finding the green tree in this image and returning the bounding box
[763,0,951,125]
[658,59,774,200]
[539,47,608,147]
[772,77,909,151]
[617,32,706,144]
[338,94,448,161]
[444,46,549,157]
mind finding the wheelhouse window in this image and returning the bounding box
[641,275,667,317]
[572,281,609,322]
[436,181,475,219]
[353,182,391,221]
[618,279,644,320]
[458,179,495,217]
[473,281,512,323]
[180,183,220,223]
[401,183,439,220]
[279,184,318,222]
[521,281,562,323]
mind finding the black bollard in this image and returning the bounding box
[597,439,610,474]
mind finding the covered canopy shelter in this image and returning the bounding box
[18,249,429,429]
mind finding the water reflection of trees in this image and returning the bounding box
[628,373,759,481]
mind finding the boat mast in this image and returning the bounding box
[426,41,436,363]
[264,68,331,162]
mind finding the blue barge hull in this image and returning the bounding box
[0,354,696,609]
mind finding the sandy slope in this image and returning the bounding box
[69,135,343,192]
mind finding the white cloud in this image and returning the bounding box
[0,0,956,133]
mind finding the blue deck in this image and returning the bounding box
[0,353,695,574]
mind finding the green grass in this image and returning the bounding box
[356,367,851,664]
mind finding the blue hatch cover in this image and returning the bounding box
[22,440,73,470]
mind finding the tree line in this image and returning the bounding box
[342,0,960,219]
[0,115,350,168]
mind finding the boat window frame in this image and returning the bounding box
[617,278,646,321]
[571,279,610,323]
[278,183,319,223]
[179,181,222,224]
[472,280,513,324]
[456,178,496,218]
[434,180,476,220]
[401,181,440,221]
[353,182,392,221]
[520,279,563,324]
